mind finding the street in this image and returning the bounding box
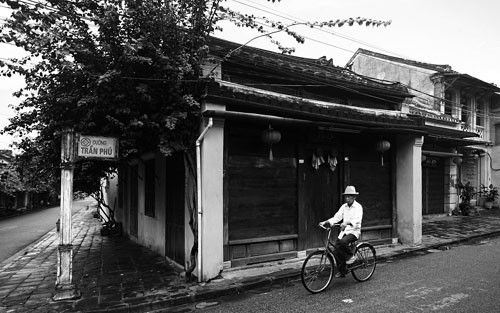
[0,198,95,263]
[165,236,500,313]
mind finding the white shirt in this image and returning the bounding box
[326,200,363,239]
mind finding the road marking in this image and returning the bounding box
[428,293,469,311]
[405,286,443,299]
[0,225,18,231]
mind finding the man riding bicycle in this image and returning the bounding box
[319,185,363,278]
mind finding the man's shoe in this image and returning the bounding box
[334,271,346,278]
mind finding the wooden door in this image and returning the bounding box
[130,164,139,237]
[165,153,185,265]
[299,147,340,250]
[422,157,445,214]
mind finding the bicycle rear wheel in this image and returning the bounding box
[301,250,334,293]
[351,243,376,282]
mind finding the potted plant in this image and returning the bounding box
[480,184,499,209]
[455,181,476,216]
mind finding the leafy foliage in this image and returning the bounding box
[480,184,499,202]
[0,0,393,277]
[0,163,22,196]
[0,0,211,193]
[0,0,390,195]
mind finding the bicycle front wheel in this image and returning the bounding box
[351,243,376,282]
[301,250,334,293]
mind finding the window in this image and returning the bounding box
[460,93,469,123]
[144,159,156,217]
[118,166,127,208]
[130,164,139,236]
[444,91,453,116]
[495,124,500,145]
[476,99,485,127]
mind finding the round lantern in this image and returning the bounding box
[452,156,463,165]
[422,154,427,163]
[261,124,281,161]
[375,140,391,166]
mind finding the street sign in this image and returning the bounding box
[76,135,118,160]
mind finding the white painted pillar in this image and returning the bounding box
[199,118,225,281]
[396,135,424,245]
[446,159,460,214]
[54,129,80,300]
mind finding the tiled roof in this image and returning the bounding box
[204,81,422,131]
[347,48,455,73]
[349,48,500,91]
[208,37,412,98]
[437,73,500,91]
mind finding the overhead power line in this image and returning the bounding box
[1,0,497,119]
[230,0,409,58]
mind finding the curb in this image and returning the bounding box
[0,226,56,270]
[376,229,500,263]
[0,204,93,270]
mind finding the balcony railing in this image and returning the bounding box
[461,123,484,140]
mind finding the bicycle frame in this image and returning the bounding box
[301,224,377,293]
[319,223,374,272]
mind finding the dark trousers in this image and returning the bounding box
[331,226,357,273]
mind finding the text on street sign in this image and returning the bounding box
[77,135,118,159]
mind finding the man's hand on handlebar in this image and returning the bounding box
[318,221,331,229]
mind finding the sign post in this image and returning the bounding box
[54,128,80,300]
[53,132,118,301]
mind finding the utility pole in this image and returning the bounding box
[53,128,80,300]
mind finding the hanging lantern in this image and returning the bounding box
[375,140,391,166]
[452,156,463,165]
[261,124,281,161]
[422,154,427,163]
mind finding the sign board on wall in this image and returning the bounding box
[76,135,118,160]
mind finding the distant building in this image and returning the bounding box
[0,149,24,213]
[0,149,55,214]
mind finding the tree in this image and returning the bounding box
[0,0,391,277]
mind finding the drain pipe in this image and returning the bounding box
[196,117,213,282]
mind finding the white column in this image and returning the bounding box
[200,118,225,281]
[54,129,80,300]
[396,135,424,245]
[446,159,460,214]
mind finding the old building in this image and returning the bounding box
[108,38,442,282]
[347,49,500,213]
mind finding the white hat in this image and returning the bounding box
[342,185,359,195]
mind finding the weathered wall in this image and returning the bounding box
[137,153,166,256]
[396,135,423,245]
[350,54,437,111]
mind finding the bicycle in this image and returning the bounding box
[301,223,377,293]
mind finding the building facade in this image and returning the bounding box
[347,49,500,213]
[104,39,495,282]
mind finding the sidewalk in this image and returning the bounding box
[2,205,500,313]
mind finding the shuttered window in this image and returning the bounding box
[144,159,156,217]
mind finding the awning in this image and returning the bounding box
[203,82,423,132]
[425,135,488,147]
[422,125,479,139]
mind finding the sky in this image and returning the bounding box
[1,0,499,150]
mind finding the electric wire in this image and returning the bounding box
[1,0,498,119]
[230,0,405,58]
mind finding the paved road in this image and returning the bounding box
[0,198,95,263]
[165,236,500,313]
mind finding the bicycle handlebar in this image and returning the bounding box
[318,222,353,230]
